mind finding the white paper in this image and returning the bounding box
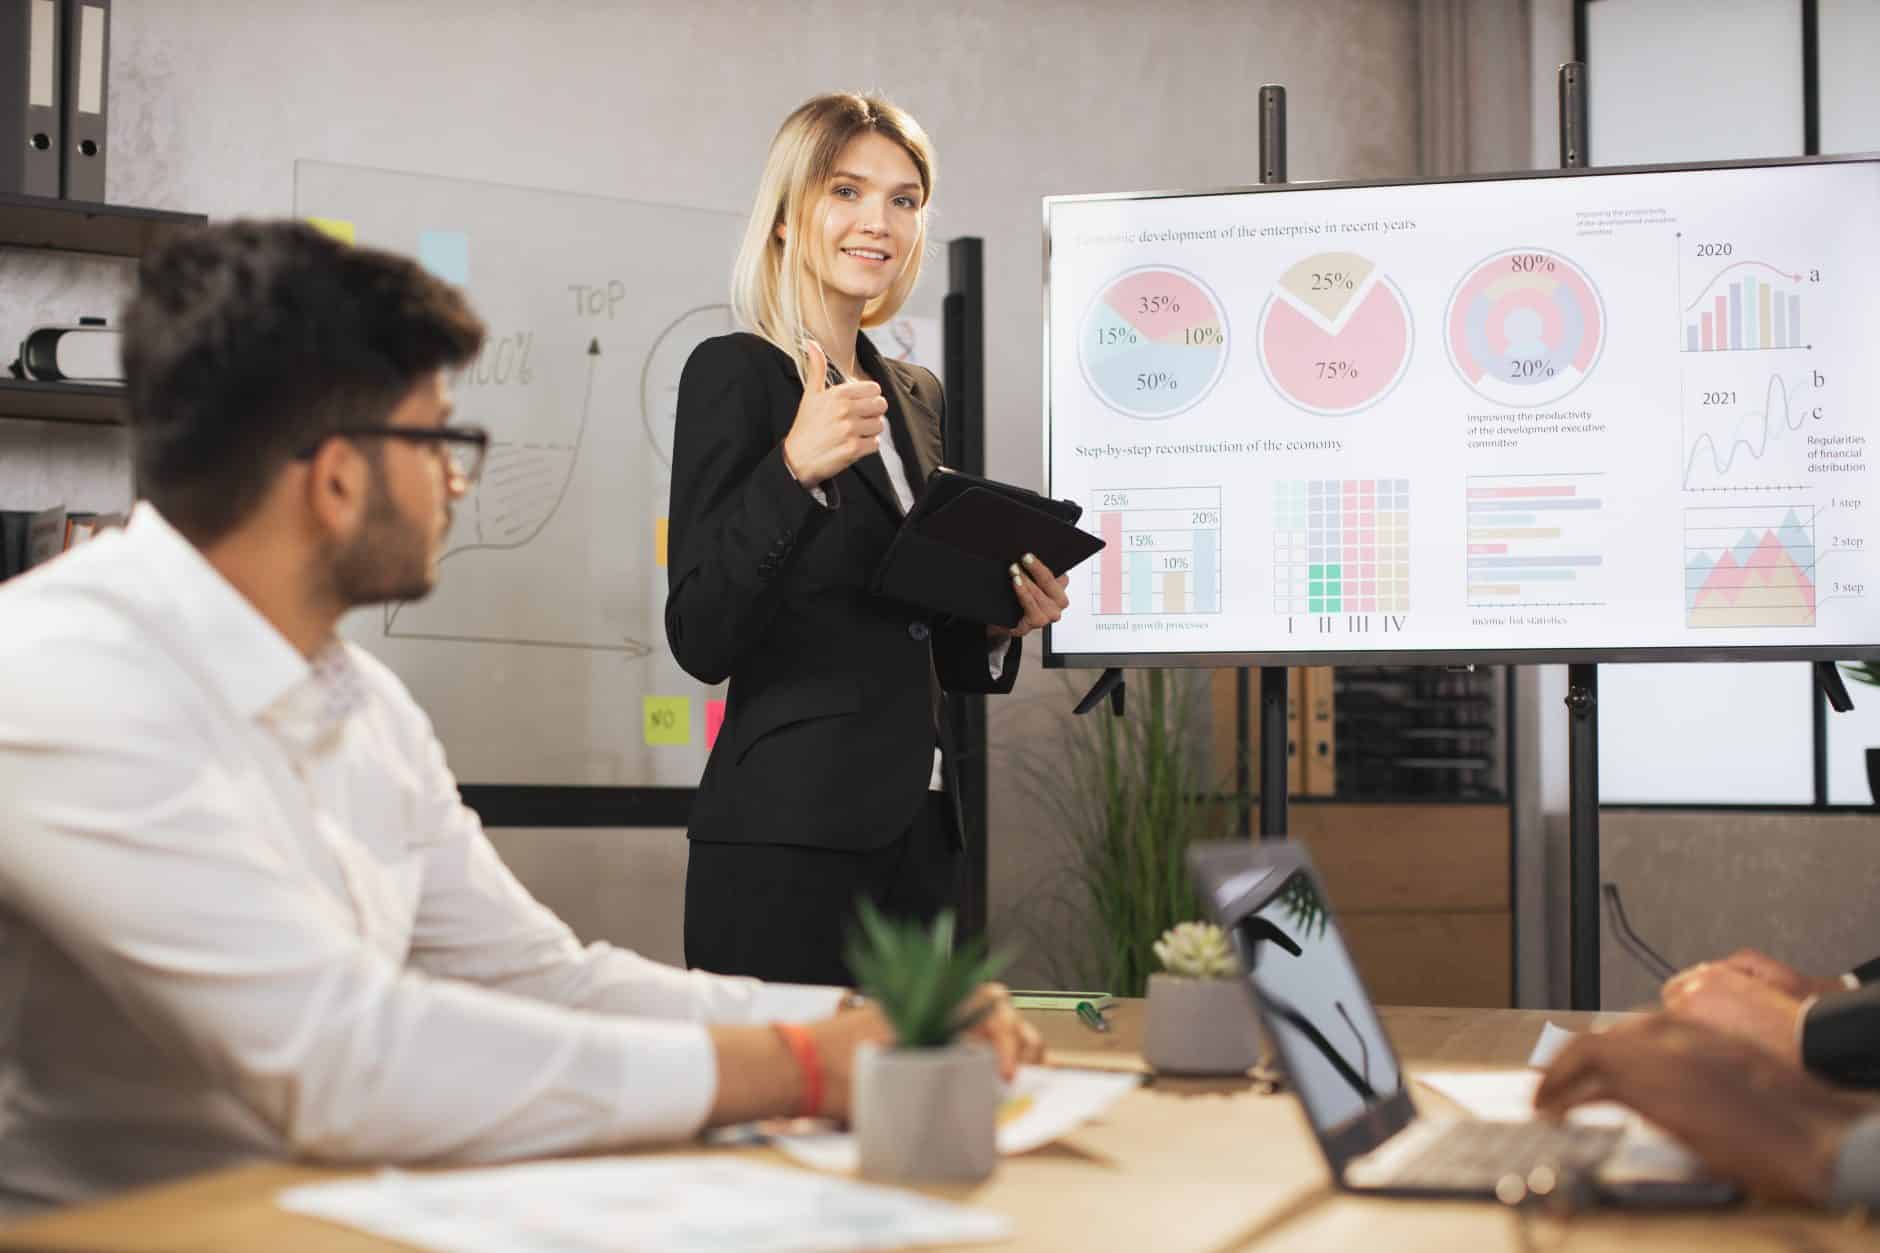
[278,1156,1011,1253]
[1527,1020,1578,1068]
[770,1066,1140,1174]
[1413,1069,1629,1127]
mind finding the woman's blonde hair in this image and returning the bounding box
[730,92,935,384]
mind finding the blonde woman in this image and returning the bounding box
[665,93,1068,983]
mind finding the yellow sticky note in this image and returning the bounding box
[656,517,668,568]
[307,217,356,245]
[643,697,690,746]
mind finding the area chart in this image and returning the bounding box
[1684,505,1817,628]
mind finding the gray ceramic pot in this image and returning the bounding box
[1142,973,1262,1076]
[853,1040,1000,1182]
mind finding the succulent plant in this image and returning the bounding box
[1152,921,1237,980]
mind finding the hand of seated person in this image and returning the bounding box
[957,982,1048,1079]
[1535,1015,1874,1205]
[807,984,1045,1124]
[1695,947,1850,1001]
[1661,960,1805,1063]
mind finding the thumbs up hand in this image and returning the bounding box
[781,340,888,488]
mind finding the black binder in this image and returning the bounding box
[0,0,63,197]
[873,466,1105,628]
[59,0,106,202]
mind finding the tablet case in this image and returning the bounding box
[873,467,1105,627]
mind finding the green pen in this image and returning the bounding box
[1075,1001,1110,1033]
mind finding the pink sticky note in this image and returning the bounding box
[705,699,726,750]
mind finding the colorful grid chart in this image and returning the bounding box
[1272,479,1410,615]
[1465,473,1607,607]
[1684,505,1817,628]
[1090,486,1224,615]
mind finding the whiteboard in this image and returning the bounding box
[295,161,944,786]
[1043,156,1880,666]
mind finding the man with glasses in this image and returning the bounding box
[0,221,1040,1216]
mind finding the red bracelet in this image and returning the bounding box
[771,1022,823,1119]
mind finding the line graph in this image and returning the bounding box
[1681,372,1820,491]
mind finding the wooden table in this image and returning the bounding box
[3,1005,1873,1252]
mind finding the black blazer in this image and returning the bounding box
[665,331,1019,852]
[1803,954,1880,1089]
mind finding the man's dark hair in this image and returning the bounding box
[122,220,486,543]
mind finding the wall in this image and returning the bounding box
[0,1,1420,979]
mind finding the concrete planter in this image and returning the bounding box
[1142,973,1262,1076]
[853,1041,999,1182]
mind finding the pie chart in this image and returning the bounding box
[1256,252,1412,416]
[1445,248,1604,407]
[1079,266,1229,419]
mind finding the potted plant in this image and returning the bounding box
[1842,663,1880,804]
[1141,921,1262,1076]
[1012,669,1236,997]
[844,902,1011,1183]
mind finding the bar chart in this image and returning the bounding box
[1272,478,1411,616]
[1682,262,1808,352]
[1089,486,1223,615]
[1464,473,1607,607]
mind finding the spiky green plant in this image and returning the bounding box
[1011,669,1237,997]
[1844,663,1880,688]
[844,903,1011,1049]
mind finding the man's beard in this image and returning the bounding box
[331,467,442,608]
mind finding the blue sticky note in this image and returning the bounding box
[418,230,470,286]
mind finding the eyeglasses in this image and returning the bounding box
[297,425,491,486]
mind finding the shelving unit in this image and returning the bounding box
[0,192,204,260]
[1,193,207,426]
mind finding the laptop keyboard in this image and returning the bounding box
[1391,1121,1622,1191]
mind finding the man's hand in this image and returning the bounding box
[1536,1015,1871,1205]
[805,1003,894,1124]
[988,554,1070,641]
[1698,947,1848,1001]
[1661,960,1807,1063]
[957,982,1047,1080]
[780,341,887,488]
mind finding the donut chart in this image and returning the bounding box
[1079,266,1229,419]
[1445,248,1604,407]
[1256,252,1413,416]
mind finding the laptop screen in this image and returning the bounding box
[1227,868,1404,1137]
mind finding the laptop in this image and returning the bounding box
[1187,841,1735,1206]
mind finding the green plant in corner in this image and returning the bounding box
[844,902,1011,1049]
[1843,663,1880,690]
[1013,668,1236,997]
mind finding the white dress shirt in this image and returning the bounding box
[0,504,841,1216]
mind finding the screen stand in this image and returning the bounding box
[1259,666,1289,838]
[1559,61,1601,1010]
[1072,667,1125,717]
[1251,84,1292,843]
[1816,661,1855,713]
[1566,662,1600,1010]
